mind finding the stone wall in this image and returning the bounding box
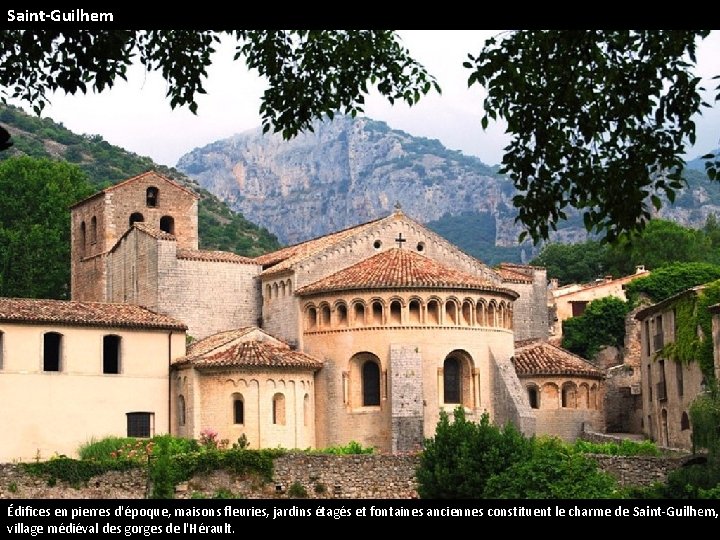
[0,450,696,498]
[490,350,536,436]
[390,345,424,453]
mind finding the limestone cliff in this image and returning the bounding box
[176,116,720,252]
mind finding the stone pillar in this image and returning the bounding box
[390,344,424,452]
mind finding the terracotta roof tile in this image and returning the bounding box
[176,249,256,264]
[497,266,533,283]
[296,248,518,297]
[513,341,603,378]
[0,297,187,330]
[132,222,176,241]
[254,216,386,275]
[175,327,322,370]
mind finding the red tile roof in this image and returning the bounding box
[254,216,386,275]
[174,327,322,370]
[176,249,256,264]
[132,222,176,241]
[296,248,518,297]
[497,266,533,284]
[0,297,187,330]
[513,341,603,378]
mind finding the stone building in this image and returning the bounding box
[60,170,604,453]
[549,266,649,338]
[635,287,708,450]
[0,297,186,462]
[513,340,605,441]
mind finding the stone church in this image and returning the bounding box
[64,170,598,453]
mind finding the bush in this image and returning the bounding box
[572,439,660,456]
[416,408,530,498]
[562,296,629,359]
[484,437,620,499]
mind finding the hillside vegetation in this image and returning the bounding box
[0,105,280,257]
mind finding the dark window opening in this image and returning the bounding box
[129,212,144,227]
[80,222,86,256]
[444,357,461,403]
[178,395,186,426]
[127,412,152,438]
[362,361,381,406]
[528,386,539,409]
[234,398,244,425]
[571,300,588,317]
[43,332,62,371]
[681,412,690,431]
[103,335,121,374]
[160,215,174,234]
[146,187,159,207]
[90,216,97,245]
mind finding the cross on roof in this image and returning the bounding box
[395,233,407,248]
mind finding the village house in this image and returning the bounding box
[0,298,186,462]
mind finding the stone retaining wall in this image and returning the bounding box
[0,449,697,498]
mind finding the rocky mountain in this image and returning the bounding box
[177,116,526,247]
[177,116,720,264]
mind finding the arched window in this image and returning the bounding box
[320,304,331,327]
[353,303,365,326]
[371,301,383,325]
[443,357,461,403]
[527,385,540,409]
[390,300,402,324]
[445,301,458,325]
[146,187,159,207]
[233,394,244,425]
[409,299,421,324]
[476,301,486,326]
[427,299,440,325]
[561,382,577,408]
[488,302,496,327]
[178,395,186,426]
[129,212,144,227]
[336,303,348,326]
[461,301,472,326]
[303,394,310,427]
[160,215,174,234]
[90,216,97,245]
[43,332,62,372]
[103,335,121,374]
[681,411,690,431]
[306,306,317,330]
[79,222,86,256]
[272,393,286,425]
[362,360,381,406]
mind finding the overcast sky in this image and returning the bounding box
[14,30,720,168]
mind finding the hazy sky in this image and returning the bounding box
[14,30,720,168]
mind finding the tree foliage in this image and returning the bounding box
[416,408,529,499]
[466,30,717,243]
[624,262,720,303]
[416,408,620,498]
[562,296,630,359]
[483,437,619,499]
[531,240,607,285]
[0,156,94,298]
[0,30,439,139]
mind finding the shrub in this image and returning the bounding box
[484,437,620,499]
[288,481,308,498]
[416,408,530,498]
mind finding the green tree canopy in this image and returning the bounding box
[0,30,439,139]
[530,240,607,285]
[2,30,719,244]
[624,262,720,303]
[0,156,94,298]
[466,30,719,243]
[561,296,630,359]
